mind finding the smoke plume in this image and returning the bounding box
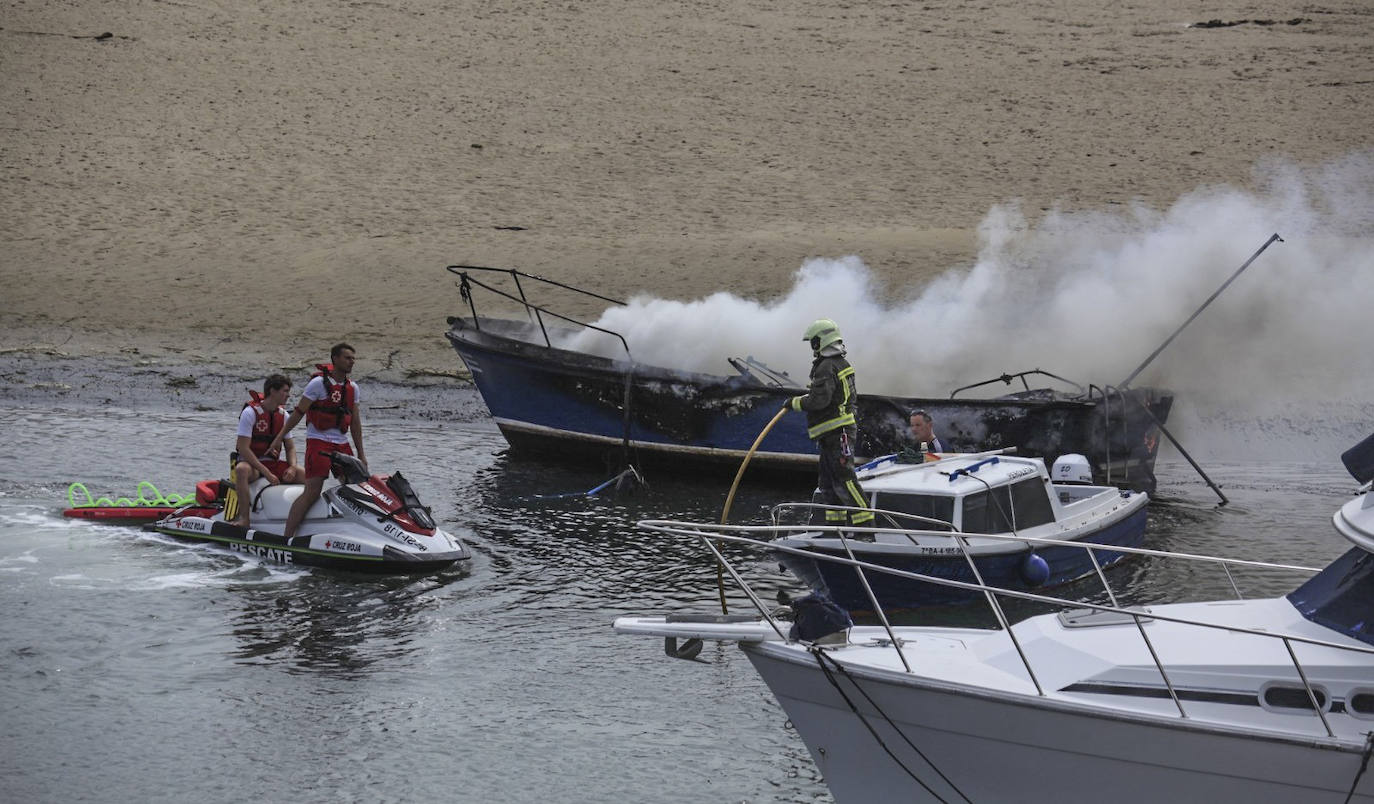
[563,155,1374,458]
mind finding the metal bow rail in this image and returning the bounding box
[637,516,1373,738]
[446,264,630,357]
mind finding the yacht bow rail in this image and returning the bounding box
[637,518,1374,737]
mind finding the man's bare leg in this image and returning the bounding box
[231,463,256,528]
[283,476,325,540]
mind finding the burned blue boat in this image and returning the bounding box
[443,266,1173,492]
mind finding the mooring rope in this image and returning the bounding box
[67,481,196,509]
[811,647,973,804]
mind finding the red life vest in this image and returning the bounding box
[242,390,286,457]
[305,364,354,433]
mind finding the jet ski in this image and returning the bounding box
[150,452,471,573]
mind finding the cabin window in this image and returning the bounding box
[960,487,1014,534]
[1351,690,1374,718]
[1260,684,1328,712]
[871,493,955,531]
[1010,478,1056,529]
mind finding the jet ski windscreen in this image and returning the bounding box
[386,472,436,530]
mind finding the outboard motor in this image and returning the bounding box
[1052,453,1094,505]
[1052,453,1093,484]
[1342,432,1374,485]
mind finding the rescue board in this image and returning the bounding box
[62,480,222,525]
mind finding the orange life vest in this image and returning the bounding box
[305,364,354,433]
[242,390,286,457]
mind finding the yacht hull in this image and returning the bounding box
[745,643,1373,803]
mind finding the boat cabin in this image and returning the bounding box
[852,454,1117,537]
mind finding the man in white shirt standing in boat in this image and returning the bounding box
[266,342,366,540]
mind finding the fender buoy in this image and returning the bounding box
[1020,552,1051,587]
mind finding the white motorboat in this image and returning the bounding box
[774,452,1149,610]
[615,463,1374,802]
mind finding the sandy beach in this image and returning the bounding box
[2,0,1372,381]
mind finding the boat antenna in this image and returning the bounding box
[1119,233,1283,389]
[1119,233,1283,506]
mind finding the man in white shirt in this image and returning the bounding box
[267,343,366,539]
[230,373,303,527]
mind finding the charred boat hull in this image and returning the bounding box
[446,317,1172,491]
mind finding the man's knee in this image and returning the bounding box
[234,463,255,482]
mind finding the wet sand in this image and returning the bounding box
[2,1,1371,381]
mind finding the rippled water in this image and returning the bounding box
[0,402,1362,802]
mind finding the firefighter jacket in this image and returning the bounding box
[789,353,858,439]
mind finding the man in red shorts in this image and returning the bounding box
[231,373,303,528]
[267,343,366,539]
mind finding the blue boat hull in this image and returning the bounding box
[446,317,1172,490]
[779,505,1149,611]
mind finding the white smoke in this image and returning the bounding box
[562,155,1374,458]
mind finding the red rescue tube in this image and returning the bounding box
[63,506,218,524]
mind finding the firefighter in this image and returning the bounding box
[788,319,873,529]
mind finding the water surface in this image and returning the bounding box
[0,402,1360,802]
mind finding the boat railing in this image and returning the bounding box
[765,503,1316,608]
[446,264,632,360]
[948,368,1086,399]
[640,518,1373,737]
[770,502,957,533]
[1086,384,1133,486]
